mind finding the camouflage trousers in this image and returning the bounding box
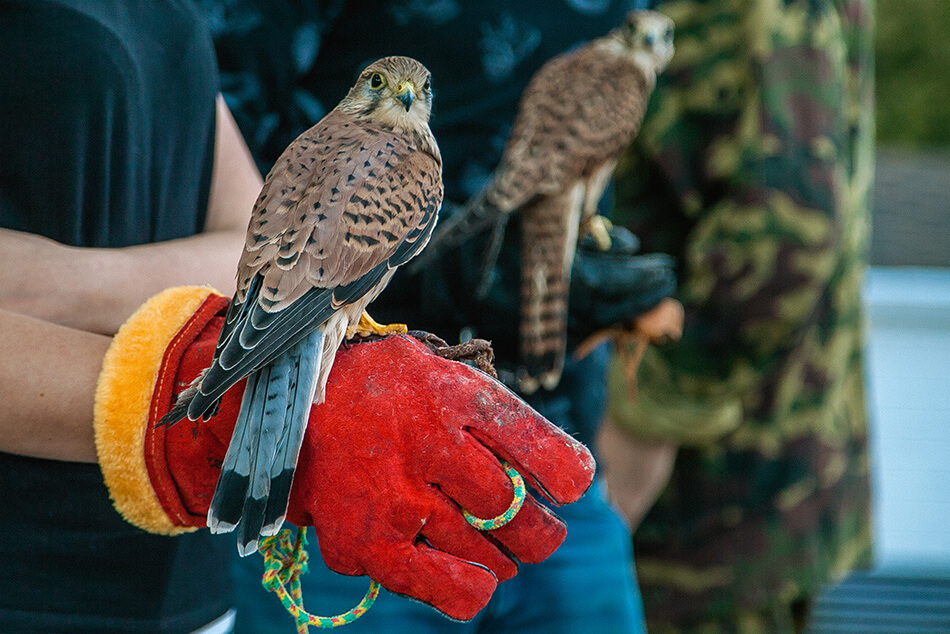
[648,597,811,634]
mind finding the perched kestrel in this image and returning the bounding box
[163,57,443,555]
[415,11,673,394]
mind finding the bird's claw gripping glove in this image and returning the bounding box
[94,287,596,621]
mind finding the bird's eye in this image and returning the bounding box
[423,78,431,91]
[370,73,385,89]
[644,32,656,47]
[664,27,674,44]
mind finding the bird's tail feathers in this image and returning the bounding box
[208,328,323,556]
[208,375,257,535]
[261,331,322,535]
[516,191,576,395]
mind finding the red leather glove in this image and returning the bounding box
[94,287,596,621]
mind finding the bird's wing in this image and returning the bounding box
[238,110,443,307]
[186,111,442,418]
[489,46,649,213]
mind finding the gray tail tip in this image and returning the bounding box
[260,517,287,538]
[207,515,237,535]
[237,539,260,557]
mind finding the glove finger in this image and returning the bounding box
[458,382,596,506]
[420,494,518,582]
[487,495,567,564]
[427,433,524,521]
[363,541,498,622]
[426,436,567,565]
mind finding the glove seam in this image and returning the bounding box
[145,289,233,529]
[94,286,218,535]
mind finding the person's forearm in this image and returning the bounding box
[0,308,110,462]
[0,228,245,334]
[0,97,263,335]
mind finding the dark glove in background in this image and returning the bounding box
[569,226,677,338]
[383,205,677,371]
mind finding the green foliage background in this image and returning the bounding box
[876,0,950,148]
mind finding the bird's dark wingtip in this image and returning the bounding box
[157,368,212,427]
[157,388,196,427]
[209,470,250,532]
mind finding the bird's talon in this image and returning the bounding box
[348,312,408,339]
[584,215,613,251]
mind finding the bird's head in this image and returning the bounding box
[340,56,434,132]
[618,11,675,76]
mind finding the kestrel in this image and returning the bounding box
[415,11,673,394]
[163,57,443,555]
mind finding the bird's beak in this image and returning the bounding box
[394,82,416,111]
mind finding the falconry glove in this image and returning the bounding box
[93,287,595,621]
[569,226,676,342]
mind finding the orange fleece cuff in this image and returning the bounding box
[93,286,218,535]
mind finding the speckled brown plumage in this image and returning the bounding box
[419,11,674,394]
[162,56,443,555]
[488,43,648,215]
[240,108,442,311]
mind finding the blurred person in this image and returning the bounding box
[600,0,875,631]
[0,1,253,629]
[210,1,677,631]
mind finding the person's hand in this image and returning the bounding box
[94,287,596,621]
[416,220,677,387]
[597,416,676,531]
[571,228,684,397]
[568,225,676,346]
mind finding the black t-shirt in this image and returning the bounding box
[0,1,230,631]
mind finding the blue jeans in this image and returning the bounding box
[231,479,645,633]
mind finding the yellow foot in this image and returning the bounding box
[346,311,408,339]
[583,215,613,251]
